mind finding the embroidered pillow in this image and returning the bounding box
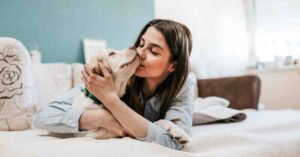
[0,37,36,131]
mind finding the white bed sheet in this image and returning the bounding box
[1,109,300,157]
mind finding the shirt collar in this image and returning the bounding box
[148,95,161,113]
[140,91,160,113]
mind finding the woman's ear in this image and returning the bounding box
[168,62,176,73]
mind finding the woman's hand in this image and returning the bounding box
[81,62,118,105]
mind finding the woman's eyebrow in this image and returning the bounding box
[141,37,163,51]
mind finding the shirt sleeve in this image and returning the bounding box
[137,75,195,150]
[137,121,182,149]
[32,85,86,133]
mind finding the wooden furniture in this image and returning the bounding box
[197,75,261,110]
[249,66,300,109]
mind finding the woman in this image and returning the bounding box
[34,19,194,150]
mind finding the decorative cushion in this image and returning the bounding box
[32,63,72,110]
[0,37,37,131]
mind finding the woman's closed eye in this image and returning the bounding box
[137,39,160,56]
[139,45,159,56]
[150,48,159,56]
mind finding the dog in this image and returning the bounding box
[73,47,190,144]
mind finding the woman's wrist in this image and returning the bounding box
[79,109,106,131]
[101,93,120,107]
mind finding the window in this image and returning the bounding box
[254,0,300,62]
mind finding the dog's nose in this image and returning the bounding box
[129,46,135,50]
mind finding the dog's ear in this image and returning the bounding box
[90,52,105,63]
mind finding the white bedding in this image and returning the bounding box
[1,109,300,157]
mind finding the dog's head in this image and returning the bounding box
[88,47,140,97]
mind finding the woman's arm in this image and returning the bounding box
[33,85,86,133]
[100,97,188,150]
[79,108,127,136]
[102,95,149,138]
[33,85,126,136]
[137,75,195,149]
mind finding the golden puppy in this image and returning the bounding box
[73,47,140,139]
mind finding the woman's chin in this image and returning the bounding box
[134,69,145,77]
[134,72,142,77]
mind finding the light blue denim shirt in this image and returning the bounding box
[33,75,195,150]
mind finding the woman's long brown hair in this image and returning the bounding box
[122,19,192,120]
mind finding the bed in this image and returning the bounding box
[1,37,299,157]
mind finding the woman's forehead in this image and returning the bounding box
[142,27,168,49]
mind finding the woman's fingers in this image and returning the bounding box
[81,62,117,105]
[84,65,94,77]
[82,65,101,84]
[98,61,110,77]
[81,68,88,80]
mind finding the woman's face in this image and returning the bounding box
[135,26,175,80]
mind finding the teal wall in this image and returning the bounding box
[0,0,154,63]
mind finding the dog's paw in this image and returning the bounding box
[87,128,119,139]
[154,119,190,144]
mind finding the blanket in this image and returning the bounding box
[193,97,246,125]
[1,109,300,157]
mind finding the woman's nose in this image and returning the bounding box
[137,48,146,60]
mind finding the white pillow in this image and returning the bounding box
[193,96,230,111]
[192,96,246,125]
[0,37,37,131]
[32,63,72,110]
[71,63,84,86]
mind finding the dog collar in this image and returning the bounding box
[81,88,101,104]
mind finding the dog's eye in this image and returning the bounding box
[121,63,128,69]
[109,52,116,57]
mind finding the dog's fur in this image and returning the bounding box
[72,48,190,144]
